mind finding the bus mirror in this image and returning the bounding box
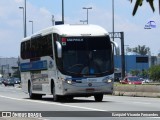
[56,41,62,58]
[111,40,120,56]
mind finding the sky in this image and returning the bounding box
[0,0,160,57]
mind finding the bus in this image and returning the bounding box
[20,24,119,102]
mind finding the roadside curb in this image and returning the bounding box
[113,85,160,98]
[114,91,160,98]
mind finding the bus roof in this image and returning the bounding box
[23,24,109,41]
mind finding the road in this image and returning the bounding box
[0,84,160,120]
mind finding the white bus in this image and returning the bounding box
[20,24,119,102]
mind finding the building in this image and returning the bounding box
[0,57,18,78]
[157,57,160,65]
[114,55,149,74]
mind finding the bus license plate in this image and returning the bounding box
[87,78,97,83]
[86,88,95,92]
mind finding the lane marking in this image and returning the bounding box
[131,101,151,105]
[0,95,107,111]
[104,96,152,105]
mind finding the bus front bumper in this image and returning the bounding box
[62,83,113,96]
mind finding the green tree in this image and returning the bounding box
[149,65,160,81]
[127,45,150,55]
[130,70,140,76]
[139,69,149,78]
[132,45,150,55]
[130,0,160,16]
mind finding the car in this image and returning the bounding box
[140,78,152,84]
[3,78,15,86]
[13,77,21,84]
[120,76,142,85]
[143,79,152,83]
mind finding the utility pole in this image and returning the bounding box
[29,20,33,34]
[52,15,55,26]
[109,32,125,79]
[62,0,64,23]
[24,0,27,37]
[19,7,25,38]
[112,0,114,42]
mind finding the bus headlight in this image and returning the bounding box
[102,78,113,83]
[107,79,112,83]
[66,80,72,84]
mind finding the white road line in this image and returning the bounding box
[0,95,107,111]
[104,96,151,105]
[131,102,151,105]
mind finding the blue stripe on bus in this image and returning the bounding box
[20,60,47,72]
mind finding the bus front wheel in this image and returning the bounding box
[52,83,59,102]
[94,94,103,102]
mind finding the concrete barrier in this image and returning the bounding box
[113,84,160,98]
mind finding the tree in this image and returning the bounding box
[149,65,160,81]
[130,0,160,16]
[127,45,150,55]
[130,70,140,76]
[132,45,150,55]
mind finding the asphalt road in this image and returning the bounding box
[0,84,160,120]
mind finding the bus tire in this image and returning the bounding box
[28,81,42,99]
[66,96,74,101]
[94,94,103,102]
[28,81,34,99]
[52,82,59,102]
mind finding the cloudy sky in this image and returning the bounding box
[0,0,160,57]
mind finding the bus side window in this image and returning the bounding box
[21,42,25,59]
[25,40,31,59]
[47,35,53,56]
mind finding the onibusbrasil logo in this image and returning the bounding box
[144,21,156,29]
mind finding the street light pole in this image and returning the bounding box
[29,21,33,34]
[83,7,92,24]
[124,45,129,73]
[62,0,64,23]
[112,0,114,42]
[19,7,25,38]
[52,15,55,26]
[24,0,27,37]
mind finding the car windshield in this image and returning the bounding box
[59,36,113,76]
[7,79,14,82]
[128,77,140,81]
[14,78,20,81]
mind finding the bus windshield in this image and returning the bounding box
[60,36,113,76]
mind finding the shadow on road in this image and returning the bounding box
[24,97,112,104]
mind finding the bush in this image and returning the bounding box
[149,65,160,82]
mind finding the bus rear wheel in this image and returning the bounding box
[94,94,103,102]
